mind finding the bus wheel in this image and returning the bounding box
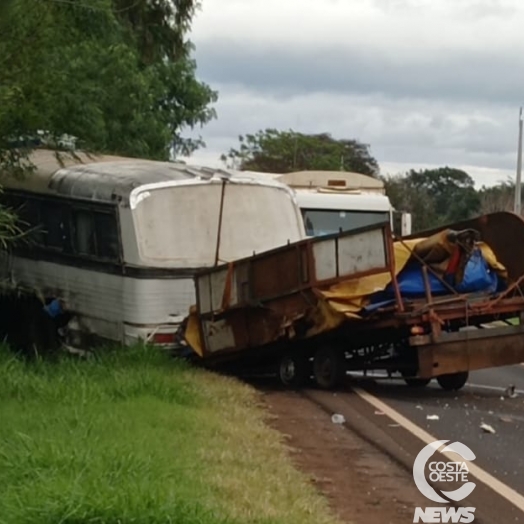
[437,372,469,391]
[278,350,310,388]
[313,346,345,390]
[401,369,431,388]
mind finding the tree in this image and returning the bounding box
[477,179,516,215]
[383,167,481,232]
[0,0,217,164]
[221,129,379,176]
[383,175,437,232]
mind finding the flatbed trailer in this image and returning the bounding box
[181,211,524,390]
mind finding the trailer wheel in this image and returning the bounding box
[404,376,431,388]
[437,372,469,391]
[401,369,431,388]
[313,346,345,390]
[278,350,311,388]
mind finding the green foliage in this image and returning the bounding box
[384,167,481,232]
[383,175,437,232]
[0,345,337,524]
[222,129,379,176]
[0,0,217,163]
[477,179,516,215]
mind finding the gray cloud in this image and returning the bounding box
[195,42,524,105]
[183,0,524,187]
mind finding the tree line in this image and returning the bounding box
[222,129,517,233]
[0,0,216,167]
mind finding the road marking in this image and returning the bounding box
[466,383,524,395]
[354,386,524,513]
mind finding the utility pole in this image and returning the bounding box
[515,107,523,215]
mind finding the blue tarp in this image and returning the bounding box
[362,248,504,315]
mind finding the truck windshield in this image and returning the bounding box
[302,209,389,237]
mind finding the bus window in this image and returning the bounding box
[73,210,96,256]
[94,212,119,260]
[41,202,70,249]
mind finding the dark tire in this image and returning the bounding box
[278,350,311,388]
[437,372,469,391]
[401,369,431,388]
[313,346,345,389]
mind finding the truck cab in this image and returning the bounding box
[247,170,412,238]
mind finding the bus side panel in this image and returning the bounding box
[0,254,195,346]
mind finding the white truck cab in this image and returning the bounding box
[244,170,412,238]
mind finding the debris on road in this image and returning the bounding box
[331,414,345,424]
[499,416,513,423]
[416,405,423,410]
[426,415,440,421]
[480,423,496,434]
[504,385,517,398]
[374,410,385,416]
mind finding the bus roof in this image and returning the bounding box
[1,149,295,204]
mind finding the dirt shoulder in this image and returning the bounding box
[262,388,432,524]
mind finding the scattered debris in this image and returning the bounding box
[500,396,505,401]
[331,414,345,424]
[480,423,496,434]
[374,410,385,416]
[426,415,440,421]
[416,405,423,410]
[499,416,513,423]
[504,384,518,398]
[388,423,400,428]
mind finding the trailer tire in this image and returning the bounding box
[437,372,469,391]
[313,346,345,390]
[400,369,431,388]
[278,350,311,388]
[404,376,431,388]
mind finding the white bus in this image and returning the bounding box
[0,149,305,349]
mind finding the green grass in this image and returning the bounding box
[0,346,338,524]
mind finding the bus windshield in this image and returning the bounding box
[302,209,389,237]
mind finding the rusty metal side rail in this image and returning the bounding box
[343,295,524,333]
[195,221,394,317]
[192,222,396,358]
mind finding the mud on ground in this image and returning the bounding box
[263,388,432,524]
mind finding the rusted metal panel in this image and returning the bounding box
[311,228,389,282]
[337,228,388,277]
[201,318,236,353]
[312,241,338,281]
[407,211,524,282]
[197,274,212,314]
[416,325,524,377]
[195,221,392,317]
[192,222,393,358]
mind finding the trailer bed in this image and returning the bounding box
[182,212,524,390]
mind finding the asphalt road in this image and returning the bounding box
[349,365,524,521]
[250,364,524,521]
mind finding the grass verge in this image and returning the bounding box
[0,345,338,524]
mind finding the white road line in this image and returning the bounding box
[466,383,524,395]
[354,386,524,513]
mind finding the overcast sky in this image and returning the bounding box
[181,0,524,188]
